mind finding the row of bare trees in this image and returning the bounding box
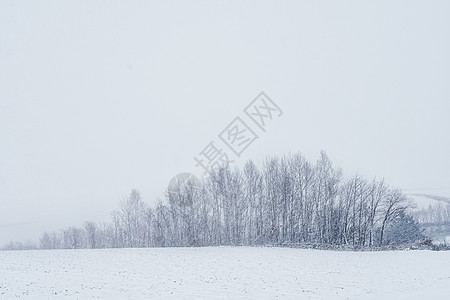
[410,202,450,244]
[412,203,450,224]
[39,152,422,250]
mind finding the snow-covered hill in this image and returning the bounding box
[1,247,449,299]
[407,193,450,209]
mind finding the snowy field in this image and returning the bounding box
[1,247,449,299]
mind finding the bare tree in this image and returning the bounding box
[379,189,411,245]
[84,221,98,249]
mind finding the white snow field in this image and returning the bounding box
[1,247,449,300]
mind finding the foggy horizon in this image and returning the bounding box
[1,1,450,246]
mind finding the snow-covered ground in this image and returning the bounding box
[1,247,449,299]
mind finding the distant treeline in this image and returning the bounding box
[26,152,423,250]
[411,202,450,244]
[412,203,450,224]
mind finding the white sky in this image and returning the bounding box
[1,0,449,245]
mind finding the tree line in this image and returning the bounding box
[410,202,450,244]
[412,202,450,224]
[35,152,424,250]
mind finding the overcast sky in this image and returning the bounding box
[1,0,449,245]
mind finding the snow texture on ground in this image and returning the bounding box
[1,247,449,299]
